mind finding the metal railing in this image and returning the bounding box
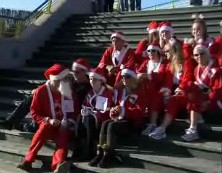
[0,0,58,38]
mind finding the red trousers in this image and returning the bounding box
[166,95,188,118]
[25,122,72,171]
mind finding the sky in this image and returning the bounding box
[0,0,168,11]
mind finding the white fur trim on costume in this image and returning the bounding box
[159,26,173,33]
[217,101,222,109]
[111,33,126,41]
[72,62,87,71]
[147,45,161,52]
[88,72,106,82]
[175,87,184,94]
[49,69,70,81]
[121,69,136,78]
[147,28,157,33]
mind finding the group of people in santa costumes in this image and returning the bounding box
[17,13,222,171]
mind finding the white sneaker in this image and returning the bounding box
[141,123,156,136]
[181,128,199,142]
[149,126,166,140]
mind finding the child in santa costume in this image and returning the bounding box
[181,44,222,142]
[76,67,113,160]
[97,31,136,87]
[17,64,80,173]
[138,41,169,136]
[148,40,197,140]
[135,21,159,65]
[88,68,147,168]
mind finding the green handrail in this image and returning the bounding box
[0,0,56,38]
[142,0,181,10]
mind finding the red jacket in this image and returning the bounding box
[31,84,80,125]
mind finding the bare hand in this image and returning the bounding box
[49,119,60,127]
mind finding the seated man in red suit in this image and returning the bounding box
[17,64,80,173]
[97,31,136,87]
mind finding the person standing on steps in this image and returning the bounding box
[17,64,80,173]
[104,0,114,12]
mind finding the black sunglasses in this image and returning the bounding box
[121,75,132,79]
[147,49,157,53]
[194,52,205,57]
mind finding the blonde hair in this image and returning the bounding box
[164,42,184,73]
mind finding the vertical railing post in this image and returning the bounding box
[46,0,52,14]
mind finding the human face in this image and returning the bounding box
[71,67,86,82]
[111,37,125,50]
[121,75,132,86]
[89,77,102,91]
[193,49,208,66]
[163,45,172,60]
[192,23,204,41]
[147,49,159,61]
[160,30,171,41]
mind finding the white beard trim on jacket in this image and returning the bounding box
[58,81,72,100]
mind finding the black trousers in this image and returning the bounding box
[104,0,114,12]
[76,115,98,157]
[99,119,131,149]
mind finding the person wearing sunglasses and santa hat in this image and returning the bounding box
[17,64,80,173]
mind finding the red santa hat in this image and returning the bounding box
[159,21,174,35]
[147,41,161,52]
[147,21,159,33]
[88,67,106,83]
[44,64,70,81]
[121,68,136,78]
[72,58,91,71]
[110,31,126,41]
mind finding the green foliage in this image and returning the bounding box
[0,19,5,36]
[14,20,25,38]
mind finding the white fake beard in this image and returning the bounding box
[58,81,72,100]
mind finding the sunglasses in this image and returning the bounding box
[164,50,170,53]
[121,75,132,79]
[147,49,157,53]
[194,52,205,57]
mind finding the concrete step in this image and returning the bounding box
[0,158,52,173]
[68,6,222,20]
[26,58,98,68]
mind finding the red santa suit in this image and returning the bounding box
[135,39,149,64]
[82,85,113,127]
[186,59,222,113]
[137,56,168,112]
[113,84,147,129]
[97,45,136,86]
[163,58,197,118]
[24,65,80,171]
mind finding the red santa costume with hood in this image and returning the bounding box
[23,64,80,171]
[137,41,168,113]
[82,67,113,127]
[186,46,222,113]
[97,32,136,86]
[113,68,147,129]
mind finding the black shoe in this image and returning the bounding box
[17,162,32,171]
[88,146,103,167]
[97,153,123,168]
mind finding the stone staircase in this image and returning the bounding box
[0,5,221,173]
